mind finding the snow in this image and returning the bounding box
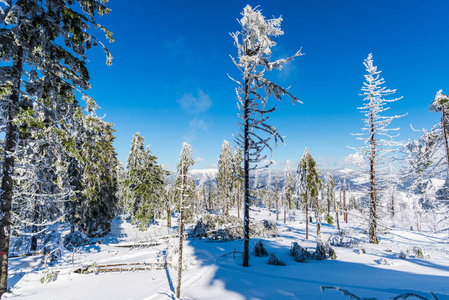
[4,209,449,300]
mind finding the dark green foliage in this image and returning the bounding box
[290,241,310,262]
[121,133,166,229]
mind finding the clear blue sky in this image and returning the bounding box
[85,0,449,171]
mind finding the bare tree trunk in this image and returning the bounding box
[167,206,171,228]
[315,197,321,237]
[369,111,379,244]
[0,46,23,297]
[343,185,347,223]
[305,197,309,239]
[176,163,188,299]
[242,78,250,267]
[334,193,340,231]
[275,177,279,222]
[391,193,394,218]
[443,109,449,178]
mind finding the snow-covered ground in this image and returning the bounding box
[4,209,449,300]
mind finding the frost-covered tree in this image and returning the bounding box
[217,140,234,216]
[0,0,112,293]
[230,4,302,267]
[122,133,166,229]
[265,170,273,215]
[297,148,320,239]
[176,142,194,300]
[275,174,280,221]
[233,147,244,218]
[353,54,404,244]
[283,161,294,223]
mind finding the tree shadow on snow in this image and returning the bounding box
[186,237,449,300]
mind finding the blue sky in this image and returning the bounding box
[85,0,449,171]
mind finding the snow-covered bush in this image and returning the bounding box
[253,240,268,257]
[266,254,286,266]
[40,270,58,284]
[63,231,89,250]
[314,239,337,260]
[413,246,430,259]
[328,229,361,248]
[290,242,311,262]
[189,218,209,239]
[399,250,409,259]
[375,258,393,265]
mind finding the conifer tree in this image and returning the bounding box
[217,140,234,216]
[122,133,166,229]
[230,5,302,267]
[284,161,294,223]
[297,149,320,239]
[67,106,119,236]
[353,54,404,244]
[0,0,112,293]
[176,142,194,299]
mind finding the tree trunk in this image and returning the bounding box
[167,206,171,228]
[334,194,340,231]
[275,178,279,222]
[242,77,250,267]
[391,193,394,218]
[369,111,378,244]
[442,109,449,178]
[316,197,321,237]
[0,46,23,297]
[343,185,347,223]
[305,196,309,240]
[176,163,188,299]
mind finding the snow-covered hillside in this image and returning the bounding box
[4,209,449,300]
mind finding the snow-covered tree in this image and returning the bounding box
[217,140,234,216]
[230,5,302,267]
[233,147,244,218]
[65,106,119,237]
[352,53,404,244]
[176,142,194,299]
[297,148,320,239]
[0,0,112,293]
[275,174,280,221]
[122,133,166,229]
[265,170,273,215]
[284,161,294,223]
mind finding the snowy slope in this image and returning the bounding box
[3,209,449,300]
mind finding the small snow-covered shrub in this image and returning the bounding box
[328,229,360,248]
[413,246,430,259]
[253,240,268,257]
[290,242,310,262]
[399,250,409,259]
[375,258,393,265]
[266,254,286,266]
[314,239,337,261]
[251,220,278,238]
[40,270,58,284]
[64,231,89,250]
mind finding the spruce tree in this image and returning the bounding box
[122,133,166,229]
[0,0,112,293]
[283,161,294,223]
[233,147,244,219]
[230,5,302,267]
[297,148,320,239]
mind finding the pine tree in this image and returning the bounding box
[353,53,404,244]
[230,5,302,267]
[176,142,194,299]
[0,0,112,293]
[217,140,234,216]
[122,133,166,229]
[297,148,320,239]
